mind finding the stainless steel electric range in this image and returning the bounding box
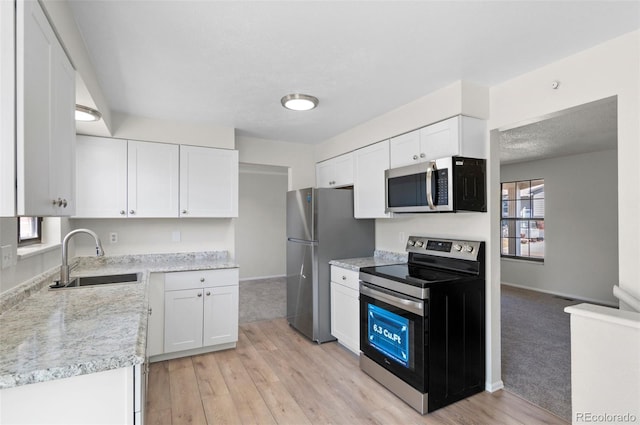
[358,236,485,414]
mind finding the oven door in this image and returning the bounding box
[359,281,427,392]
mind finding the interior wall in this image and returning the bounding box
[70,218,234,257]
[0,217,71,293]
[235,135,315,190]
[236,164,288,280]
[500,149,618,305]
[490,30,640,311]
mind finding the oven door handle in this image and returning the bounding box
[360,283,425,317]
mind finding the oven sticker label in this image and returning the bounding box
[367,304,410,368]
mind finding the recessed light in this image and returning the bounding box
[75,104,102,122]
[281,93,319,111]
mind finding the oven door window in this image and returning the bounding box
[360,291,427,392]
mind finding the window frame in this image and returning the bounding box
[17,217,43,247]
[500,179,545,262]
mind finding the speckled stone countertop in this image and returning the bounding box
[0,251,237,390]
[329,250,407,271]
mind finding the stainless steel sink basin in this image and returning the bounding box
[50,272,141,289]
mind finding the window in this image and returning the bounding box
[501,179,544,261]
[18,217,43,247]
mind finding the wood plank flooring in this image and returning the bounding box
[146,318,569,425]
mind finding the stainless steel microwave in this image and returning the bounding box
[385,156,486,213]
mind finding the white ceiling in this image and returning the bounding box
[68,1,640,145]
[499,96,618,165]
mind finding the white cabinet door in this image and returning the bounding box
[128,140,179,218]
[330,266,360,355]
[75,136,128,218]
[147,273,165,357]
[389,130,421,168]
[16,0,75,216]
[354,139,391,218]
[419,116,486,161]
[180,146,238,217]
[419,116,460,160]
[316,153,354,188]
[164,288,204,353]
[0,0,16,216]
[203,285,239,346]
[316,159,334,188]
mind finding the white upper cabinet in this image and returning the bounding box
[354,139,391,218]
[180,146,238,217]
[316,152,354,188]
[127,140,179,218]
[75,136,128,218]
[16,0,76,216]
[75,137,239,218]
[390,116,486,168]
[389,130,422,169]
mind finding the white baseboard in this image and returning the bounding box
[486,380,504,392]
[240,274,286,282]
[501,281,617,308]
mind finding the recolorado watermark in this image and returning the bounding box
[576,412,638,423]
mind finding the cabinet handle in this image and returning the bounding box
[182,210,188,214]
[197,292,202,297]
[120,210,126,215]
[53,198,63,207]
[200,277,205,282]
[342,276,347,280]
[148,307,152,315]
[412,155,418,160]
[206,291,211,296]
[420,153,425,158]
[129,210,135,215]
[61,199,68,208]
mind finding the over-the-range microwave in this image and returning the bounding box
[385,156,487,213]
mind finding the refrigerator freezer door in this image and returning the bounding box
[287,188,315,241]
[286,239,316,340]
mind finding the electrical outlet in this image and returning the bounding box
[109,232,118,244]
[1,245,14,269]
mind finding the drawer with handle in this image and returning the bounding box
[330,266,360,291]
[165,268,238,291]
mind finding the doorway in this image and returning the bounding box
[497,96,619,421]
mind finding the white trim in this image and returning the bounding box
[486,380,504,392]
[565,303,640,330]
[613,285,640,313]
[240,274,286,282]
[149,342,236,363]
[501,281,617,308]
[17,243,61,260]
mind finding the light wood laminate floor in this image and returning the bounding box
[146,318,569,425]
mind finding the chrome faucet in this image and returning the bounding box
[60,229,105,286]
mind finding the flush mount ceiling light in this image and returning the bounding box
[75,104,102,122]
[281,93,319,111]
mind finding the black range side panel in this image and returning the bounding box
[427,279,485,412]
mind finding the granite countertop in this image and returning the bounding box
[0,251,238,390]
[329,250,407,271]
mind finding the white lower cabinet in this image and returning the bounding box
[163,268,239,355]
[330,265,361,355]
[147,273,165,357]
[0,366,141,425]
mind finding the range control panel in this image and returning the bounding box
[405,236,482,261]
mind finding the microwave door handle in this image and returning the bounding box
[426,161,437,210]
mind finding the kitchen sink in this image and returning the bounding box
[50,272,141,289]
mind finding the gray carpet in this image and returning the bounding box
[239,277,286,324]
[501,284,575,421]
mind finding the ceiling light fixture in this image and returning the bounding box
[281,93,319,111]
[75,104,102,122]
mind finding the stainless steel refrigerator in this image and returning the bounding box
[286,187,374,343]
